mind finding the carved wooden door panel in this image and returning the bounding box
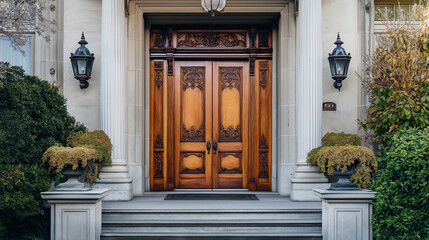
[212,62,249,189]
[174,61,213,188]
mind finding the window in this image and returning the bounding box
[0,36,32,74]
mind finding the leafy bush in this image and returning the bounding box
[0,62,85,165]
[0,62,86,237]
[67,130,112,165]
[321,132,362,146]
[372,128,429,240]
[0,165,50,236]
[360,9,429,144]
[43,146,102,184]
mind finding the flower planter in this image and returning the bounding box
[329,164,358,190]
[55,165,91,191]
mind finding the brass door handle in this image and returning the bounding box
[206,141,211,154]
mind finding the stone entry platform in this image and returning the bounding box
[101,193,322,239]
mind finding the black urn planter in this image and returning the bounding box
[329,163,359,190]
[55,165,91,191]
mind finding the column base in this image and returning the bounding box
[290,163,330,201]
[94,163,133,201]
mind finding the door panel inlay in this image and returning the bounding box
[258,152,268,179]
[181,152,205,174]
[220,67,241,90]
[219,152,242,174]
[154,151,163,178]
[219,124,241,141]
[182,67,205,91]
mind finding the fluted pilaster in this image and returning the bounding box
[291,0,329,201]
[96,0,132,201]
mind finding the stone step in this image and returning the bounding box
[102,209,322,221]
[101,232,323,240]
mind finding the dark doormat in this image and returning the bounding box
[164,194,258,200]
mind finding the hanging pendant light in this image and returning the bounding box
[201,0,226,16]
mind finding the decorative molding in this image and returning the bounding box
[259,61,269,89]
[181,152,204,174]
[182,124,204,142]
[153,32,164,48]
[154,135,163,148]
[177,32,246,48]
[250,28,257,48]
[182,67,205,91]
[249,58,256,76]
[154,63,163,89]
[220,124,241,141]
[220,67,241,91]
[259,152,269,178]
[167,56,173,76]
[167,28,173,48]
[259,135,268,149]
[154,151,163,178]
[258,31,269,48]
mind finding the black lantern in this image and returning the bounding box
[328,33,351,91]
[70,32,94,89]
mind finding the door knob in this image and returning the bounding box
[206,141,211,154]
[213,141,218,155]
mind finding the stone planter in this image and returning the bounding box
[55,165,91,191]
[329,163,358,190]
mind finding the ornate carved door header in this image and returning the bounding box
[150,28,272,53]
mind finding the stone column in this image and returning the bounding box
[291,0,330,201]
[96,0,132,201]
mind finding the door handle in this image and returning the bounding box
[206,141,211,154]
[213,141,218,155]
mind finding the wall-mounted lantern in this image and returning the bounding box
[70,32,94,89]
[328,33,351,91]
[201,0,226,16]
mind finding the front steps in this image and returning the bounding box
[101,195,322,239]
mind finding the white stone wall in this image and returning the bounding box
[54,0,369,196]
[322,0,367,135]
[60,0,102,131]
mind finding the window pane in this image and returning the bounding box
[395,5,410,20]
[375,5,394,21]
[0,36,32,74]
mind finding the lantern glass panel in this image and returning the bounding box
[86,60,93,77]
[71,59,78,77]
[329,58,336,77]
[335,59,345,75]
[77,59,87,75]
[344,59,350,76]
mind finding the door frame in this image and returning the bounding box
[149,27,273,191]
[126,4,297,195]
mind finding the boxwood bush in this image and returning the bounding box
[372,128,429,240]
[0,62,85,237]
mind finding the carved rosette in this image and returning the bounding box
[182,67,205,91]
[182,125,204,142]
[154,152,163,178]
[220,67,241,91]
[219,124,241,141]
[177,32,246,48]
[259,152,269,178]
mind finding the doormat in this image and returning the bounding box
[164,194,258,200]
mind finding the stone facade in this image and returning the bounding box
[33,0,373,199]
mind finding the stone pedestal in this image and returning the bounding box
[41,189,109,240]
[314,189,375,240]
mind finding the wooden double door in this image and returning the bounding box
[150,59,272,191]
[174,61,249,189]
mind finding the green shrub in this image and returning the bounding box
[0,165,50,236]
[0,62,85,165]
[321,132,362,146]
[66,130,112,166]
[43,146,103,184]
[360,10,429,144]
[0,62,86,237]
[372,128,429,240]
